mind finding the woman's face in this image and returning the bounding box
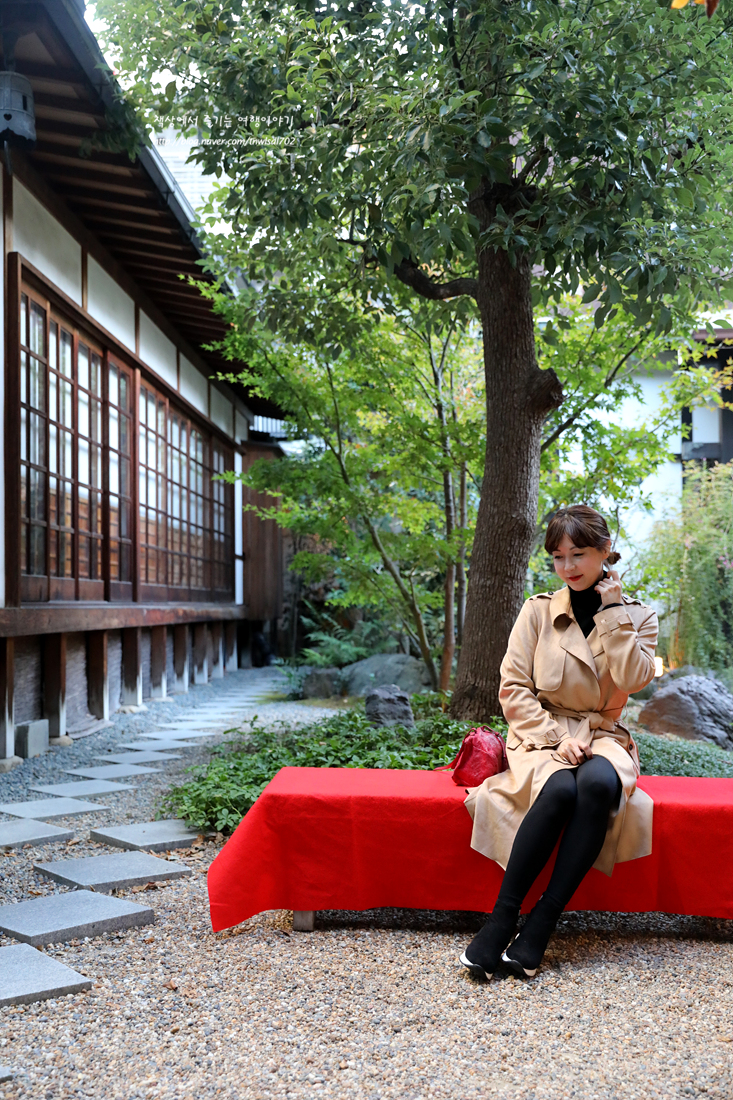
[551,534,610,592]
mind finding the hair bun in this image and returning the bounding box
[606,550,622,565]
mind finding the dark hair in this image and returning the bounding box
[544,505,621,565]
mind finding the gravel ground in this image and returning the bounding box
[1,674,732,1099]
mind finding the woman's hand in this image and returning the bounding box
[557,737,593,765]
[595,567,622,608]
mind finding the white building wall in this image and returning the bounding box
[14,181,82,304]
[210,386,234,436]
[139,312,177,390]
[86,256,136,352]
[178,354,209,416]
[235,410,249,443]
[692,404,720,443]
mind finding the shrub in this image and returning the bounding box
[161,711,733,834]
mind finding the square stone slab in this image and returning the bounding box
[0,820,74,849]
[0,943,92,1006]
[65,764,160,780]
[30,780,137,798]
[33,851,192,893]
[0,798,108,820]
[90,819,200,852]
[0,890,154,945]
[93,751,181,764]
[0,1066,14,1082]
[123,740,197,752]
[141,730,217,740]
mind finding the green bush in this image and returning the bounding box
[635,731,733,779]
[161,711,733,834]
[162,709,475,832]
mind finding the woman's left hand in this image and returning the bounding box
[595,567,622,607]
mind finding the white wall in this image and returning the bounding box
[139,312,177,390]
[86,256,136,352]
[210,386,234,436]
[235,410,249,443]
[14,181,82,304]
[178,354,208,416]
[692,404,720,443]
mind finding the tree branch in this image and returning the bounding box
[393,258,478,301]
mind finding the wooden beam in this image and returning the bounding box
[172,624,189,694]
[44,633,67,740]
[121,627,143,706]
[192,623,208,686]
[0,603,246,638]
[4,247,21,607]
[150,625,167,699]
[0,638,15,762]
[87,630,109,721]
[31,150,139,177]
[224,621,238,672]
[211,621,224,680]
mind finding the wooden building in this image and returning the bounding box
[0,0,285,767]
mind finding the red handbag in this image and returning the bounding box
[439,726,508,786]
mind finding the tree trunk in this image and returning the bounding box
[440,561,455,692]
[450,241,563,720]
[456,462,467,650]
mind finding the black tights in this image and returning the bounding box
[497,755,622,913]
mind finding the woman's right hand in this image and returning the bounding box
[557,737,593,765]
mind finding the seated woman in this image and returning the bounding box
[460,504,658,979]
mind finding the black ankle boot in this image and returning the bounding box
[502,894,564,978]
[460,900,519,980]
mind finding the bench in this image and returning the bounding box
[207,768,733,932]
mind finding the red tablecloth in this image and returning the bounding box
[207,768,733,931]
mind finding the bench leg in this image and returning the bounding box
[293,910,315,932]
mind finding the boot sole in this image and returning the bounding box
[459,952,495,981]
[501,950,537,978]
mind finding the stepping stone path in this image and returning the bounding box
[0,943,91,1006]
[138,730,217,740]
[0,820,74,849]
[0,797,108,820]
[30,779,136,797]
[0,890,154,945]
[90,818,200,851]
[33,851,192,893]
[65,764,160,779]
[0,669,286,1007]
[94,750,182,764]
[124,739,197,751]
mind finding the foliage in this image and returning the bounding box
[96,0,733,327]
[537,306,732,533]
[161,707,733,833]
[161,708,476,832]
[635,731,733,778]
[213,293,484,688]
[96,0,733,714]
[299,607,401,670]
[633,460,733,677]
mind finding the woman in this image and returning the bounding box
[460,505,658,979]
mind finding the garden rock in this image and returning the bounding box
[343,654,431,696]
[638,674,733,749]
[631,664,712,701]
[365,684,415,728]
[301,667,342,699]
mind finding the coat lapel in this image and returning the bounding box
[550,587,599,678]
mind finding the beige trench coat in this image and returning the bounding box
[465,587,659,876]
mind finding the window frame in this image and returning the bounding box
[13,266,235,606]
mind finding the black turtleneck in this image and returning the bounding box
[568,571,622,638]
